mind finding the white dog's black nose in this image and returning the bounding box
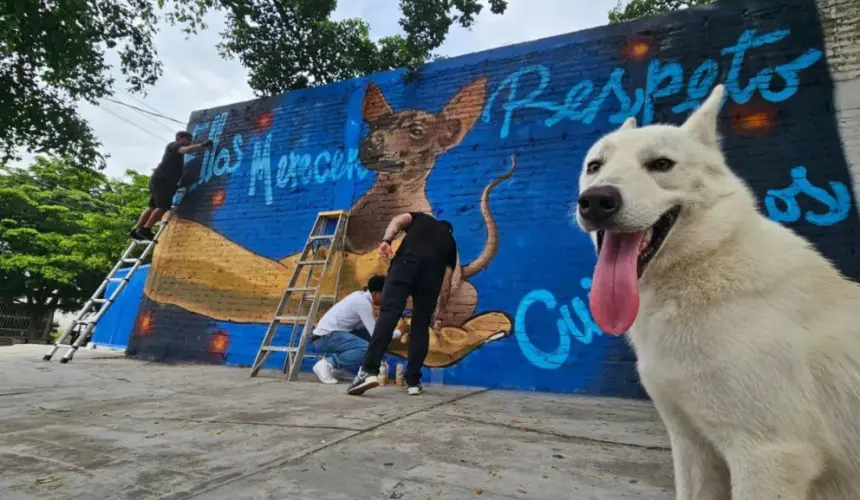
[578,186,622,223]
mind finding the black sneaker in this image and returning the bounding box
[135,227,155,241]
[129,229,144,241]
[346,368,379,396]
[407,383,423,396]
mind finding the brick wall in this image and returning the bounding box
[121,0,860,399]
[818,0,860,206]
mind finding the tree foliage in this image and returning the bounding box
[1,0,164,168]
[608,0,717,24]
[167,0,508,96]
[1,0,507,167]
[0,157,149,332]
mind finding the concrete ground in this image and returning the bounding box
[0,345,674,500]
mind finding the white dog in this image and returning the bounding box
[575,84,860,500]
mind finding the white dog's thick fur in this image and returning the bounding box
[576,84,860,499]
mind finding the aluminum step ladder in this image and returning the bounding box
[42,188,187,363]
[250,210,349,380]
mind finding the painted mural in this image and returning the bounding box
[124,0,860,398]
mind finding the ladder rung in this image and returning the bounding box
[108,277,127,283]
[92,298,110,304]
[298,259,327,265]
[262,346,295,353]
[273,315,308,322]
[74,320,94,325]
[317,210,347,218]
[308,235,334,241]
[290,293,336,302]
[286,287,319,292]
[122,259,139,264]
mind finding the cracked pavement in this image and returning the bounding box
[0,345,674,499]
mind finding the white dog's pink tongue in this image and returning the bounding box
[590,230,646,336]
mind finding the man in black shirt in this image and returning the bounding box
[129,131,212,241]
[348,212,457,396]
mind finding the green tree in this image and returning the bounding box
[1,0,507,167]
[0,157,150,335]
[1,0,163,169]
[167,0,509,95]
[608,0,717,23]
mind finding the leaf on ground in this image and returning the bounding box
[36,475,59,484]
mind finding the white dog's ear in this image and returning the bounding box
[619,117,637,130]
[681,84,725,147]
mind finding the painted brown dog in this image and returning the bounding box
[347,76,515,329]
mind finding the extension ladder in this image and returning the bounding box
[42,188,187,363]
[250,210,349,380]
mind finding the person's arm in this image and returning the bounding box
[177,139,213,155]
[433,241,458,328]
[357,299,401,340]
[378,213,415,260]
[381,213,414,243]
[434,268,454,325]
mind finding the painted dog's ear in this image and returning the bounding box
[619,117,637,130]
[682,84,725,147]
[437,76,488,152]
[362,83,393,124]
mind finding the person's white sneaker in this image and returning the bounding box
[407,384,423,395]
[313,358,338,384]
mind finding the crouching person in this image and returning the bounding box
[311,275,402,384]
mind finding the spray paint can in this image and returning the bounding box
[378,361,389,386]
[395,363,405,386]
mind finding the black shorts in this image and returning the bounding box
[148,175,178,210]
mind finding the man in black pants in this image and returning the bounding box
[347,212,456,396]
[129,131,212,241]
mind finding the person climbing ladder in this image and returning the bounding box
[129,131,212,241]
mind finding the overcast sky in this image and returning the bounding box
[35,0,619,180]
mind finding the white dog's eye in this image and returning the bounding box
[586,160,602,174]
[645,157,676,172]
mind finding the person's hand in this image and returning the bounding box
[202,139,214,148]
[433,319,443,335]
[378,241,393,260]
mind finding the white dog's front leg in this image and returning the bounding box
[662,415,730,500]
[726,442,823,500]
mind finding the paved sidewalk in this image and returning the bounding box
[0,345,673,499]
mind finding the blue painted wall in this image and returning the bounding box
[91,266,149,350]
[119,0,858,399]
